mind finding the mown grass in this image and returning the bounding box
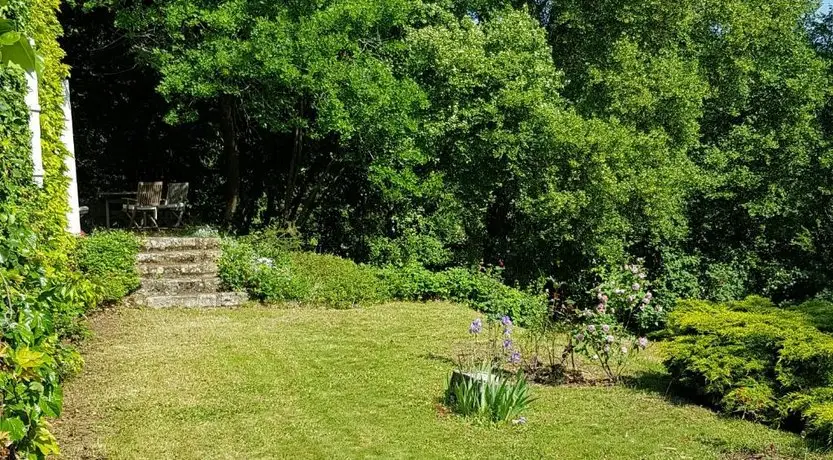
[55,302,830,459]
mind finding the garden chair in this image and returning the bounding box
[123,181,163,230]
[158,182,189,227]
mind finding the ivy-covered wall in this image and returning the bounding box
[0,0,92,457]
[30,0,72,264]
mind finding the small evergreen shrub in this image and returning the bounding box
[663,296,833,443]
[791,299,833,333]
[76,230,140,304]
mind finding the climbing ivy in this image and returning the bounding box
[0,0,92,456]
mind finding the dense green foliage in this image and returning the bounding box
[61,0,833,313]
[0,0,102,456]
[219,237,387,308]
[219,234,547,325]
[76,230,139,304]
[663,297,833,444]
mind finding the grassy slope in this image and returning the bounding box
[55,302,827,459]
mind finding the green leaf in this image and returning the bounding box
[0,417,26,442]
[13,347,46,369]
[0,31,20,46]
[0,33,37,72]
[0,19,13,35]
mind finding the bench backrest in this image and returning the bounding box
[166,182,189,205]
[137,182,163,206]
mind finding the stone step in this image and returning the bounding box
[139,277,222,294]
[141,237,222,252]
[138,263,218,278]
[138,292,248,309]
[137,250,221,265]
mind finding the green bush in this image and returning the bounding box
[791,299,833,333]
[375,263,451,301]
[663,296,833,443]
[219,238,310,302]
[76,230,141,304]
[220,234,545,323]
[290,252,388,308]
[219,237,386,307]
[376,264,546,327]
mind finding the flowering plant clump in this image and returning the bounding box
[571,319,648,382]
[594,259,665,333]
[446,316,533,424]
[461,316,524,369]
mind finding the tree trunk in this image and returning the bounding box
[220,95,240,224]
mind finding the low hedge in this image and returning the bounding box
[663,296,833,444]
[76,230,140,304]
[219,237,546,326]
[219,238,387,308]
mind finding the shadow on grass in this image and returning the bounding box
[422,352,455,367]
[623,371,829,457]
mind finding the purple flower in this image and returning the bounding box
[503,327,512,337]
[587,324,596,333]
[503,339,513,349]
[509,351,522,364]
[638,337,649,349]
[596,303,606,314]
[469,318,483,335]
[597,292,608,303]
[605,334,615,343]
[632,283,641,291]
[601,324,610,333]
[575,333,585,342]
[501,316,513,327]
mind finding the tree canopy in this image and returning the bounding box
[61,0,833,304]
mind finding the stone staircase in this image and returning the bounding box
[130,237,248,308]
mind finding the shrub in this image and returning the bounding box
[76,230,140,304]
[290,252,388,308]
[375,263,450,301]
[219,237,387,307]
[572,321,647,382]
[218,238,310,302]
[791,299,833,333]
[376,264,546,327]
[662,296,833,443]
[594,260,664,333]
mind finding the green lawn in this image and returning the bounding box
[55,302,829,459]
